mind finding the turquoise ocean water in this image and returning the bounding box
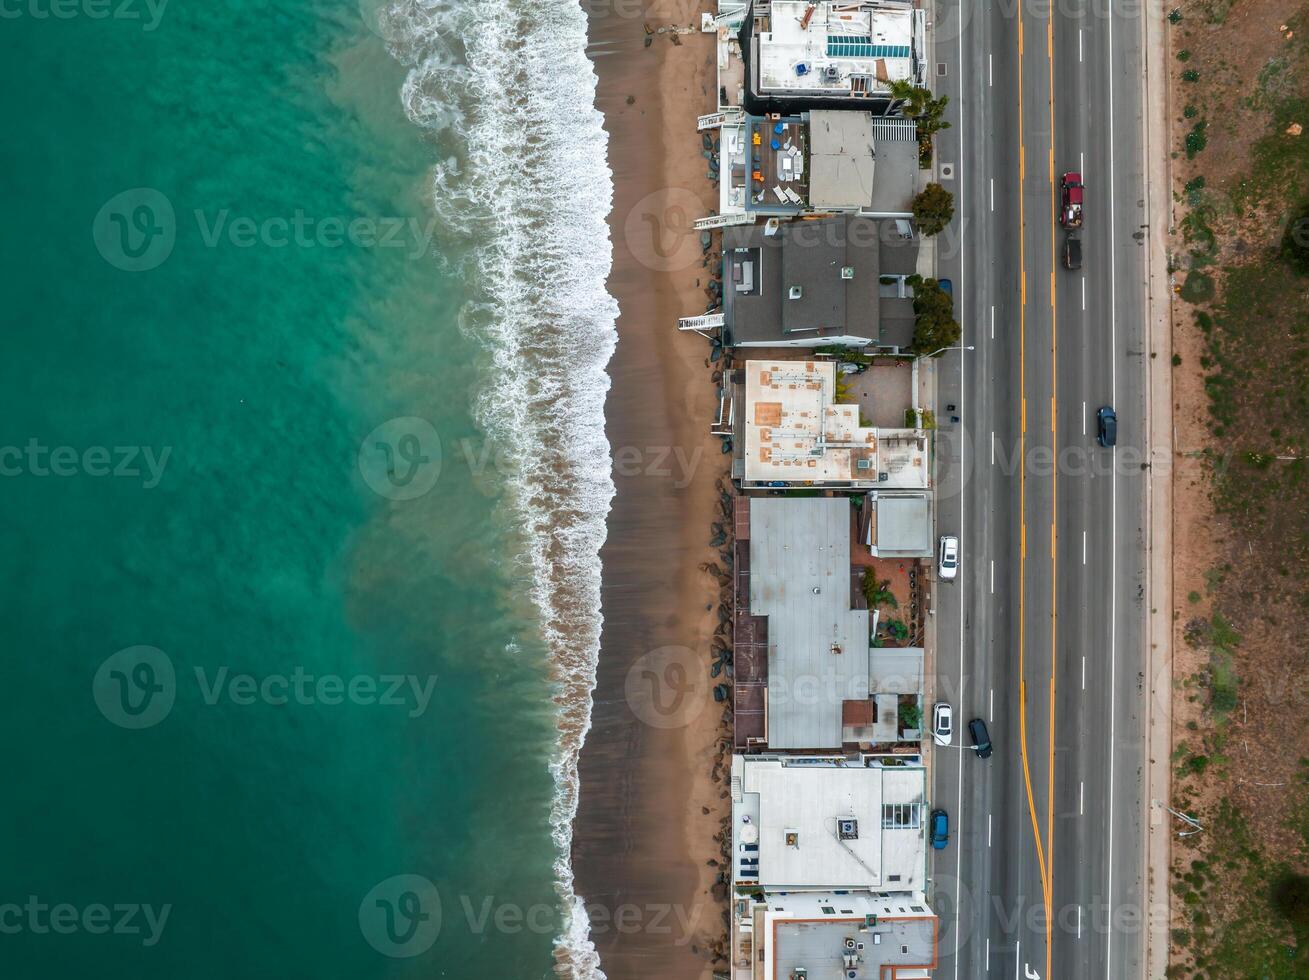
[0,1,614,976]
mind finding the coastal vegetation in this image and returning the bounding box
[911,182,955,236]
[862,575,899,611]
[1167,3,1309,975]
[905,275,962,355]
[888,79,951,166]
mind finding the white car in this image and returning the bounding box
[938,535,959,581]
[932,702,954,746]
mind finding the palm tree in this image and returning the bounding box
[888,81,952,137]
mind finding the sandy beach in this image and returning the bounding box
[572,0,730,976]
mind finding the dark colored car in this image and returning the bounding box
[1060,172,1084,228]
[1063,235,1082,270]
[930,809,950,850]
[968,718,993,758]
[937,278,953,297]
[1097,405,1117,447]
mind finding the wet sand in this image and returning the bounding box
[573,0,729,977]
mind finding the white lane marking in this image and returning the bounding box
[952,14,968,977]
[988,812,993,847]
[991,430,996,465]
[1082,276,1086,311]
[1015,942,1021,980]
[990,178,995,211]
[1078,905,1084,939]
[1082,530,1087,564]
[1080,781,1085,815]
[986,937,991,971]
[989,53,993,86]
[1082,401,1087,435]
[990,558,995,593]
[989,687,994,721]
[1080,151,1085,174]
[990,304,995,339]
[1079,27,1083,61]
[1106,5,1121,975]
[1082,655,1086,690]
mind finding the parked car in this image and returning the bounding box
[938,535,959,581]
[937,278,953,297]
[1060,172,1084,228]
[930,809,950,850]
[932,702,954,746]
[1063,235,1083,270]
[968,718,993,759]
[1097,405,1117,447]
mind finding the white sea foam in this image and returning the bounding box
[381,0,616,975]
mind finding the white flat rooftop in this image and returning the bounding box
[750,497,867,748]
[733,756,927,891]
[742,360,928,487]
[758,0,918,97]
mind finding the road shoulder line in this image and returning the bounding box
[1142,0,1175,974]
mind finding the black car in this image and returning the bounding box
[1097,406,1117,447]
[968,718,993,758]
[1063,235,1082,270]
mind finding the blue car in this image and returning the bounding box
[930,809,949,850]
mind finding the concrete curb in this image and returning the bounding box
[1141,0,1175,975]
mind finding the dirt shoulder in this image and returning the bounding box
[1165,1,1309,976]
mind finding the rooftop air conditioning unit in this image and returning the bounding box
[789,285,803,299]
[841,266,854,279]
[838,819,859,840]
[878,472,889,482]
[856,459,873,470]
[844,937,857,949]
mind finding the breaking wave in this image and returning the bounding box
[377,0,616,975]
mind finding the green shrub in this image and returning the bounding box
[912,182,955,236]
[1280,206,1309,275]
[1180,270,1215,303]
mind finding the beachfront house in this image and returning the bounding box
[713,110,919,218]
[727,754,938,979]
[729,496,927,752]
[728,359,929,488]
[718,215,919,350]
[738,0,927,115]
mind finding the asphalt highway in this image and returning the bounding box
[928,0,1152,976]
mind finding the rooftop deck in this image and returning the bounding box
[741,360,929,487]
[745,114,808,210]
[755,0,923,99]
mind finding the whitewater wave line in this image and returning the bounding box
[380,0,617,975]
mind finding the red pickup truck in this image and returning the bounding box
[1060,172,1084,228]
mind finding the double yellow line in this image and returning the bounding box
[1015,2,1059,978]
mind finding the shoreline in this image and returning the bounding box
[572,0,728,976]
